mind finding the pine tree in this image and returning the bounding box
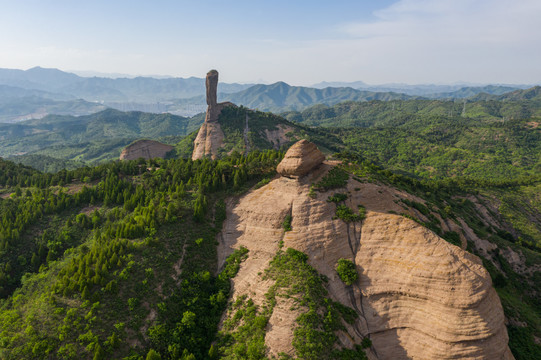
[146,349,162,360]
[82,285,90,300]
[93,344,104,360]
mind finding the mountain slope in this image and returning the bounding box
[0,89,105,123]
[0,109,201,162]
[0,153,282,359]
[220,82,417,112]
[471,86,541,102]
[427,85,519,99]
[0,67,80,91]
[178,104,342,159]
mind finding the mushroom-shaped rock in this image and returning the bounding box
[277,139,325,177]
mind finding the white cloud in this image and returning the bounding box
[309,0,541,84]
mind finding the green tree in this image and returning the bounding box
[146,349,162,360]
[93,344,104,360]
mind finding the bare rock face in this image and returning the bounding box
[119,140,174,160]
[218,163,514,359]
[204,70,235,123]
[276,139,325,177]
[206,70,218,106]
[191,121,225,160]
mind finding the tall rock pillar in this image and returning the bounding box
[204,70,221,124]
[192,69,234,160]
[206,70,218,107]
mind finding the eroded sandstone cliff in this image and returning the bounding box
[119,139,174,160]
[217,140,514,359]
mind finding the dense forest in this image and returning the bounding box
[0,151,284,359]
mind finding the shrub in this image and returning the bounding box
[327,193,348,203]
[335,205,365,223]
[285,248,308,263]
[336,259,358,285]
[255,178,271,189]
[442,231,461,247]
[220,247,249,279]
[282,214,292,231]
[146,349,162,360]
[361,337,372,349]
[314,167,349,191]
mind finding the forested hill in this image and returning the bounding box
[280,98,540,184]
[471,86,541,102]
[0,109,203,165]
[0,151,284,359]
[282,96,541,127]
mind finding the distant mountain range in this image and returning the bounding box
[311,81,530,98]
[471,86,541,102]
[219,82,419,112]
[0,67,252,121]
[0,66,538,122]
[0,67,253,101]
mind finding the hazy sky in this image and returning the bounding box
[1,0,540,85]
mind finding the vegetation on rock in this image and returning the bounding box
[336,259,358,286]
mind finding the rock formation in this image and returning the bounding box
[192,70,236,160]
[276,139,325,177]
[218,150,514,358]
[119,139,174,160]
[191,121,225,160]
[206,70,218,107]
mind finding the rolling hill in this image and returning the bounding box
[0,109,202,164]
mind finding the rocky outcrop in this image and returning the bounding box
[218,160,514,359]
[119,139,173,160]
[191,121,225,160]
[276,139,325,177]
[192,70,236,160]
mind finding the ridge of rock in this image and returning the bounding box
[119,139,173,160]
[276,139,325,177]
[218,163,514,359]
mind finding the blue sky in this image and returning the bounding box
[0,0,540,85]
